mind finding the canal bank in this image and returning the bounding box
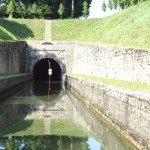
[63,75,150,149]
[0,73,31,93]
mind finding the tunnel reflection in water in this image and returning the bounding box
[33,58,61,81]
[33,81,61,102]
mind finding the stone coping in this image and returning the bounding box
[0,73,31,79]
[65,75,150,100]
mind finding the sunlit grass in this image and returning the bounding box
[0,73,29,79]
[69,74,150,93]
[52,0,150,49]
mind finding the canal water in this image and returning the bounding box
[0,81,139,150]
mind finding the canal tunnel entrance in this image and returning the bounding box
[33,58,61,81]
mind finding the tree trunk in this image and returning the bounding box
[71,0,74,18]
[9,13,13,18]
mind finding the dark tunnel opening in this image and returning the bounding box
[33,58,61,81]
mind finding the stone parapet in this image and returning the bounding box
[0,73,31,93]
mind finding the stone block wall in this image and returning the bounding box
[72,42,150,84]
[0,74,31,93]
[64,75,150,149]
[0,41,27,74]
[51,42,150,85]
[25,41,150,85]
[26,41,67,77]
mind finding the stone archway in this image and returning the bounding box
[33,58,61,81]
[28,51,66,81]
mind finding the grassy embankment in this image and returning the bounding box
[0,73,29,79]
[0,1,149,48]
[51,0,150,92]
[51,0,150,49]
[0,19,45,41]
[69,74,150,93]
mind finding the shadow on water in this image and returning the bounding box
[0,120,34,136]
[0,81,31,103]
[0,81,31,133]
[0,19,34,40]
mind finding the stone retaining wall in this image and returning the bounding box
[71,43,150,85]
[0,41,27,74]
[49,41,150,85]
[25,41,150,84]
[0,74,31,93]
[63,75,150,149]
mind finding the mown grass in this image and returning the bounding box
[52,0,150,49]
[0,19,45,41]
[0,1,149,48]
[0,119,44,137]
[0,73,29,79]
[0,73,19,78]
[69,74,150,93]
[50,118,87,137]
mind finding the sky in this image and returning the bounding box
[88,0,120,18]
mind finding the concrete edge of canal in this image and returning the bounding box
[63,75,150,150]
[0,73,32,93]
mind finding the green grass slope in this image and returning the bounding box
[51,0,150,49]
[0,19,45,41]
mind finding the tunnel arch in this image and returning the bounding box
[33,58,61,81]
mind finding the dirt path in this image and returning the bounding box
[45,20,51,41]
[44,118,50,135]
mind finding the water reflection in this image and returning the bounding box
[0,81,139,150]
[0,135,89,150]
[65,87,139,150]
[33,81,61,102]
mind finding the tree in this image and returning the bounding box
[5,139,13,150]
[57,137,64,150]
[82,1,88,18]
[108,0,113,10]
[58,3,65,19]
[0,4,7,17]
[43,5,52,18]
[112,0,118,9]
[31,2,38,18]
[102,1,107,12]
[6,0,15,18]
[71,0,74,18]
[1,0,93,19]
[37,6,44,18]
[15,2,25,18]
